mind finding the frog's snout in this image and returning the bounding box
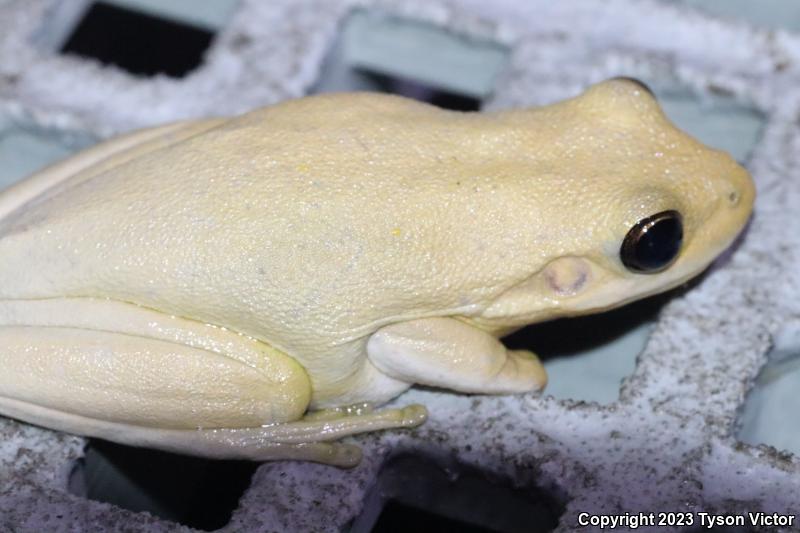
[721,164,756,223]
[721,158,754,202]
[692,161,755,265]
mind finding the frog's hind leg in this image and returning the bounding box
[209,402,426,446]
[0,297,425,466]
[157,402,425,466]
[0,395,361,466]
[0,395,424,467]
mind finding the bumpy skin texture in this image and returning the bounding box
[0,79,754,464]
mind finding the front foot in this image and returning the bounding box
[504,349,548,392]
[367,317,547,394]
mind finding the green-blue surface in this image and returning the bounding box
[0,124,95,191]
[313,9,510,98]
[102,0,239,30]
[669,0,800,32]
[738,325,800,455]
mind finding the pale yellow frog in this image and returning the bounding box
[0,79,753,466]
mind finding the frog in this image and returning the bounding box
[0,78,754,467]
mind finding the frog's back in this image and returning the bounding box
[0,93,539,361]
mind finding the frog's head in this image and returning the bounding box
[471,78,755,330]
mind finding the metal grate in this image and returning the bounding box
[0,0,798,532]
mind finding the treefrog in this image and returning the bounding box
[0,79,754,466]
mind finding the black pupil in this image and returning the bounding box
[633,215,683,270]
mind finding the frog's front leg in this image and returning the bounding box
[0,298,424,467]
[367,317,547,393]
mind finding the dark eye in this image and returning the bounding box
[611,76,655,96]
[620,210,683,273]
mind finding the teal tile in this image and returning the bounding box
[104,0,240,30]
[543,322,653,404]
[738,325,800,455]
[315,9,509,98]
[657,89,764,162]
[510,297,667,405]
[0,126,95,192]
[671,0,800,33]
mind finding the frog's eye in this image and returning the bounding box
[611,76,655,97]
[620,210,683,273]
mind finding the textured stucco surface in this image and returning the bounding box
[1,0,799,532]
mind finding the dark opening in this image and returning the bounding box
[356,70,481,111]
[502,289,677,362]
[68,439,258,530]
[61,1,214,77]
[355,455,564,533]
[373,500,503,533]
